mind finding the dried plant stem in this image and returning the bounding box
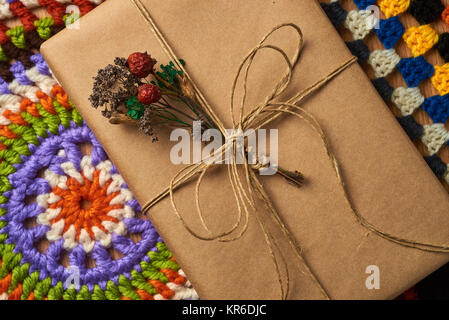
[159,98,197,122]
[154,73,214,129]
[109,113,138,126]
[154,109,192,127]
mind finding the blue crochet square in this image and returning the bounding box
[375,17,405,49]
[397,57,435,88]
[354,0,376,9]
[422,94,449,123]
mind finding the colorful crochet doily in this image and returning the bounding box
[0,0,197,300]
[1,0,448,301]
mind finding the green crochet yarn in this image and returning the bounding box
[6,26,27,50]
[0,46,8,62]
[34,17,54,40]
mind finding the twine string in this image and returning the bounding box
[130,0,449,300]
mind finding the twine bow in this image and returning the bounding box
[131,0,449,300]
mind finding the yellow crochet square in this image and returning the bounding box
[432,64,449,96]
[377,0,410,18]
[403,25,439,57]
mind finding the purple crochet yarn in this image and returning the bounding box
[0,121,160,290]
[0,77,11,94]
[10,61,34,86]
[30,53,52,76]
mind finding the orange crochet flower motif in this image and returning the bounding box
[403,25,439,57]
[37,155,134,252]
[377,0,410,18]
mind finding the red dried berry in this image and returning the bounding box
[138,84,161,104]
[127,52,155,78]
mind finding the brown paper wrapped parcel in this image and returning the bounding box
[41,0,449,299]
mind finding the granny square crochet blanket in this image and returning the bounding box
[0,0,197,300]
[2,0,449,300]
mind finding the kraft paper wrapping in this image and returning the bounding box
[41,0,449,299]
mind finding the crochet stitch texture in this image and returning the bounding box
[321,0,449,300]
[321,0,449,186]
[0,0,197,300]
[2,0,449,301]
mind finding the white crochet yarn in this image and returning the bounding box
[26,67,57,96]
[37,155,135,253]
[0,63,57,126]
[0,93,21,126]
[0,1,12,19]
[8,79,40,103]
[344,9,376,40]
[368,49,401,78]
[391,87,425,116]
[421,124,449,156]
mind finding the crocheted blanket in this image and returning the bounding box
[321,0,449,299]
[322,0,449,188]
[0,0,197,300]
[1,0,448,300]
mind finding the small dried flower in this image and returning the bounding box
[138,84,161,104]
[128,52,156,78]
[156,60,184,88]
[138,108,158,142]
[89,57,141,118]
[91,55,214,141]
